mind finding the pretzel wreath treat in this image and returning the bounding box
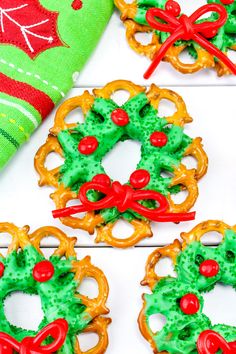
[35,80,208,248]
[0,223,110,353]
[139,220,236,354]
[115,0,236,77]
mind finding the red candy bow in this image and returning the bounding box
[197,330,236,354]
[53,173,195,223]
[0,319,68,353]
[144,0,236,78]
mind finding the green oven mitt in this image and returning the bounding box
[0,0,113,170]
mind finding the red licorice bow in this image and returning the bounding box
[144,0,236,79]
[197,330,236,354]
[52,175,195,223]
[0,319,68,353]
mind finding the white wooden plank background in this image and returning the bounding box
[0,5,236,353]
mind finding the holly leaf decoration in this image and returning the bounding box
[0,0,64,59]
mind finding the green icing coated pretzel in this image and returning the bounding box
[58,91,192,223]
[0,246,86,353]
[0,224,110,353]
[35,81,208,247]
[139,221,236,353]
[134,0,236,60]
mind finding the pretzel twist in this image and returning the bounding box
[51,185,104,234]
[215,47,236,76]
[75,317,111,354]
[124,20,162,60]
[164,45,215,74]
[184,137,208,180]
[73,256,109,319]
[115,0,137,20]
[29,226,77,258]
[93,79,145,99]
[34,136,63,188]
[181,219,232,249]
[50,92,94,136]
[141,239,181,290]
[138,303,168,354]
[147,85,193,127]
[95,219,153,248]
[0,223,30,254]
[167,164,199,213]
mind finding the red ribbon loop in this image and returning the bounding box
[0,319,68,353]
[197,330,236,354]
[52,178,195,223]
[144,1,236,78]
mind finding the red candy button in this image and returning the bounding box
[150,132,168,147]
[92,174,111,187]
[180,293,200,315]
[71,0,83,10]
[0,262,5,277]
[111,109,130,126]
[165,0,181,16]
[33,261,55,282]
[130,169,150,189]
[78,136,98,155]
[199,260,220,278]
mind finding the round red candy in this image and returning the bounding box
[203,29,218,39]
[180,293,200,315]
[33,261,55,282]
[78,136,98,155]
[92,174,111,187]
[0,262,5,277]
[165,0,181,17]
[199,260,219,278]
[111,109,130,126]
[150,132,168,147]
[71,0,83,10]
[130,169,150,189]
